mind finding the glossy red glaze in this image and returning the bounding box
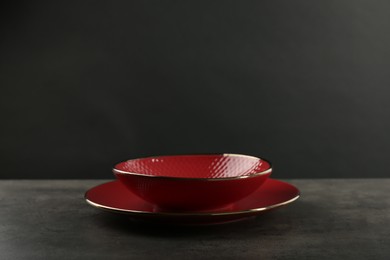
[85,179,300,225]
[113,154,272,211]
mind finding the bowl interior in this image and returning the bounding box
[114,154,270,179]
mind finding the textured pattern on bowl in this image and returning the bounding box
[114,154,270,179]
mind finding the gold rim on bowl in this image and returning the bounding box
[112,153,273,181]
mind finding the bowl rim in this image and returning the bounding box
[112,153,272,181]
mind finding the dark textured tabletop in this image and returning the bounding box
[1,179,389,259]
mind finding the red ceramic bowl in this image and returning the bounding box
[113,154,272,211]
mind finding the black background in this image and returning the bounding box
[1,1,389,179]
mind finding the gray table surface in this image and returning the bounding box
[0,179,389,259]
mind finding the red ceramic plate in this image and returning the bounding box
[85,179,300,225]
